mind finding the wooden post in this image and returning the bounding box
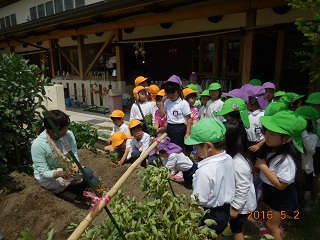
[49,40,58,78]
[241,9,256,85]
[274,30,284,90]
[67,133,168,240]
[77,35,85,80]
[115,29,124,82]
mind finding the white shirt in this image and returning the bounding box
[165,152,194,172]
[206,99,224,121]
[111,123,130,136]
[231,154,257,214]
[199,105,206,119]
[164,97,191,124]
[260,154,297,186]
[315,118,320,147]
[301,130,318,174]
[130,101,154,121]
[191,151,235,208]
[245,109,264,142]
[130,132,151,156]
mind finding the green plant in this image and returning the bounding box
[19,228,57,240]
[0,52,48,165]
[69,121,98,153]
[70,166,217,239]
[288,0,320,82]
[144,113,157,137]
[109,151,120,162]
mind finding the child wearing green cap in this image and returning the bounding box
[185,118,235,240]
[255,111,306,239]
[295,105,320,212]
[199,89,210,119]
[206,82,224,121]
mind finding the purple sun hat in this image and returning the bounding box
[149,136,182,156]
[241,83,253,92]
[222,88,249,103]
[164,75,183,87]
[262,82,275,89]
[245,85,269,110]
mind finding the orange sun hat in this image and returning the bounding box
[134,76,148,86]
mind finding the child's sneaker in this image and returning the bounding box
[173,171,184,181]
[169,170,176,177]
[258,219,267,227]
[222,223,233,236]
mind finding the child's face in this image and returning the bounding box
[195,143,209,160]
[131,127,143,140]
[264,88,274,102]
[166,91,179,101]
[190,79,197,84]
[159,150,169,158]
[139,81,149,88]
[112,117,123,127]
[187,95,197,106]
[210,90,220,101]
[264,129,290,147]
[200,96,210,106]
[138,90,147,102]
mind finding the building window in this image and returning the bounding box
[5,16,11,28]
[65,0,74,11]
[75,0,85,8]
[11,14,17,26]
[37,4,45,18]
[55,0,64,13]
[0,18,5,29]
[46,1,54,16]
[30,7,37,20]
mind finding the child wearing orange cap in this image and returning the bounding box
[134,76,149,87]
[130,86,154,133]
[154,89,167,136]
[104,110,130,152]
[128,119,157,166]
[110,131,132,166]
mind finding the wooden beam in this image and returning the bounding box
[274,30,284,90]
[53,41,80,76]
[77,35,85,80]
[115,29,124,82]
[84,31,115,76]
[241,9,256,84]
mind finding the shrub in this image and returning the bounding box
[69,122,98,153]
[0,52,47,166]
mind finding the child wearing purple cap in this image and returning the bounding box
[152,136,197,184]
[159,75,192,156]
[262,82,275,103]
[189,72,203,93]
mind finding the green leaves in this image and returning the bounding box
[79,167,216,239]
[69,122,98,153]
[0,52,48,165]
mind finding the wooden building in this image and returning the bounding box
[0,0,318,109]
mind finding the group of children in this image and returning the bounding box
[103,73,320,240]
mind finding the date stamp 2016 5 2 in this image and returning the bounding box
[247,210,300,220]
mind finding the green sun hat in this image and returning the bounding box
[260,110,307,153]
[208,83,222,91]
[306,92,320,105]
[216,98,250,129]
[200,89,210,97]
[274,91,286,98]
[264,101,289,116]
[295,105,320,120]
[187,83,198,91]
[185,118,226,145]
[248,79,262,86]
[279,92,305,104]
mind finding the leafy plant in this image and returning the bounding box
[144,113,157,137]
[70,166,217,239]
[288,0,320,82]
[0,52,48,165]
[69,122,98,153]
[109,151,120,162]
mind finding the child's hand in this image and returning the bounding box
[230,207,239,219]
[248,144,260,152]
[184,133,189,140]
[255,158,266,169]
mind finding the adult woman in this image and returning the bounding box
[31,110,100,196]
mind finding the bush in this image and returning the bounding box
[69,122,98,153]
[68,166,217,239]
[0,52,48,166]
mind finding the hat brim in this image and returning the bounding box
[260,116,288,135]
[240,110,250,129]
[184,136,202,145]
